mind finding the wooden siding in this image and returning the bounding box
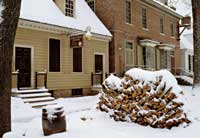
[54,0,65,14]
[14,27,109,90]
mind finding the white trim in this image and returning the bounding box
[14,45,34,88]
[158,44,175,51]
[140,39,160,47]
[48,37,62,73]
[94,52,105,80]
[18,19,112,41]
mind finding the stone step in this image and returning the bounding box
[23,97,55,103]
[18,93,51,98]
[30,101,57,108]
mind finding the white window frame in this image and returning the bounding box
[141,6,148,29]
[143,47,155,69]
[125,0,132,24]
[65,0,75,17]
[160,15,164,34]
[170,20,175,37]
[125,41,134,70]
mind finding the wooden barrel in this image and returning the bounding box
[42,105,66,136]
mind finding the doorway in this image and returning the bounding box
[15,47,31,88]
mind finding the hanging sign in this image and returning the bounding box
[70,34,84,48]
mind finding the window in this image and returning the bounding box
[73,47,82,72]
[170,20,175,37]
[72,89,83,96]
[188,55,194,72]
[160,16,164,34]
[143,47,147,67]
[95,55,103,73]
[65,0,74,17]
[141,7,147,29]
[86,0,95,11]
[125,42,134,70]
[49,39,60,72]
[160,50,171,69]
[125,0,132,24]
[143,47,155,69]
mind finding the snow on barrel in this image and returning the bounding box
[42,104,66,136]
[98,68,190,129]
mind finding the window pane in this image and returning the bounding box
[86,0,95,11]
[141,7,147,28]
[125,0,132,24]
[65,0,74,17]
[49,39,60,72]
[143,47,155,69]
[125,42,134,66]
[126,42,133,49]
[73,48,82,72]
[95,55,103,73]
[170,21,175,36]
[160,17,164,33]
[188,55,191,71]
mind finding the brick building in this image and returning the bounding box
[86,0,182,76]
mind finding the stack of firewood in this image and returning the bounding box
[97,74,190,129]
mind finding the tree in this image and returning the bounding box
[0,0,21,136]
[191,0,200,86]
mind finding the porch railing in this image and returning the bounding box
[12,70,19,90]
[35,71,47,89]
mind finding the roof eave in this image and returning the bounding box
[142,0,183,19]
[18,18,112,41]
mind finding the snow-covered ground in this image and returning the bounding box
[8,86,200,138]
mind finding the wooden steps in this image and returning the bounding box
[18,93,51,98]
[23,97,55,103]
[12,88,57,108]
[30,101,57,108]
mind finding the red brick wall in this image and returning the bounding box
[94,0,180,74]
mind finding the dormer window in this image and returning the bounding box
[65,0,75,17]
[86,0,95,12]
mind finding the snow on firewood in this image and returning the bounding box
[126,68,182,95]
[98,68,191,129]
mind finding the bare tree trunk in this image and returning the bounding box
[0,0,21,136]
[192,0,200,86]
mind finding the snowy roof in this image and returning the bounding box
[20,0,112,37]
[147,0,182,18]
